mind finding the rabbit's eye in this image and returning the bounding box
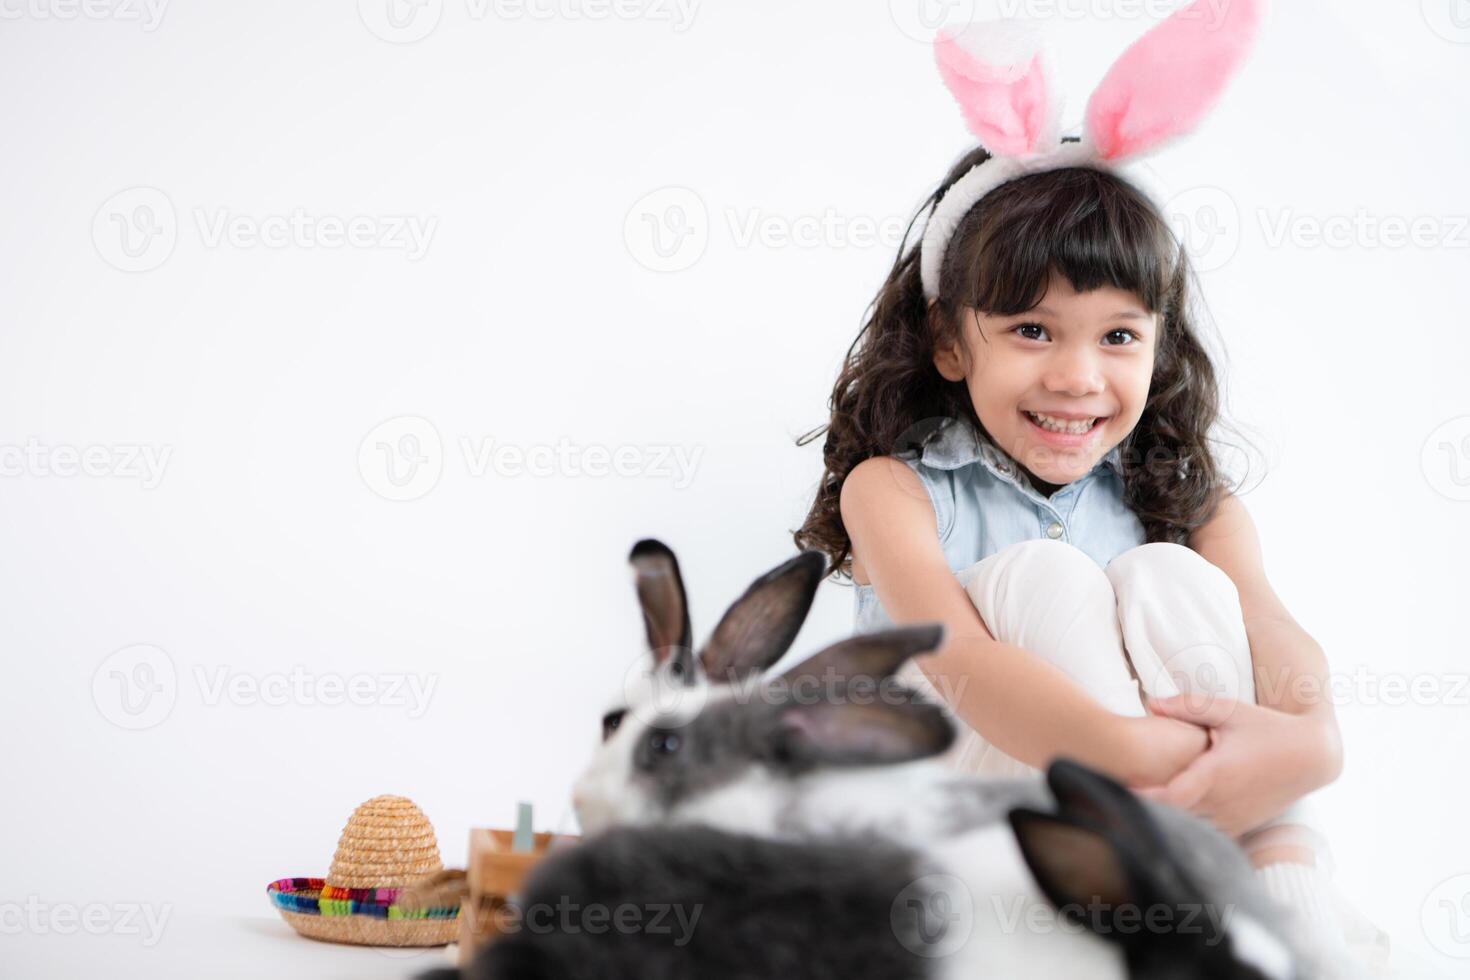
[600,709,626,740]
[648,730,681,755]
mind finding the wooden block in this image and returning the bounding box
[457,828,570,966]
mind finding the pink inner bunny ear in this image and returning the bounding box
[934,22,1059,157]
[1084,0,1265,161]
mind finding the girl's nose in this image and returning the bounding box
[1042,346,1104,396]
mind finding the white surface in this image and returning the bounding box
[1,1,1467,977]
[2,912,458,980]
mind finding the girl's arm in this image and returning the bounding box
[840,456,1208,787]
[1185,492,1345,787]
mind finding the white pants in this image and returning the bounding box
[897,538,1334,871]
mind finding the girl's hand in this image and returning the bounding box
[1131,693,1333,838]
[1123,712,1210,788]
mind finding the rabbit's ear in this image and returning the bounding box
[1084,0,1264,161]
[1044,757,1171,855]
[1008,807,1135,915]
[756,625,951,768]
[1010,802,1252,976]
[1043,758,1203,911]
[934,20,1062,156]
[629,539,696,678]
[699,550,827,685]
[777,623,946,688]
[763,695,954,770]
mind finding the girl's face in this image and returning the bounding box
[933,271,1157,495]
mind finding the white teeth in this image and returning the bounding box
[1025,411,1098,434]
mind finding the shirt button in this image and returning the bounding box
[1045,521,1064,539]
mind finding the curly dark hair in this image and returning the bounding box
[794,146,1255,580]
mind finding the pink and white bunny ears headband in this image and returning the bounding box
[919,0,1265,301]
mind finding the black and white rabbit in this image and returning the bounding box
[421,759,1301,980]
[572,539,958,838]
[561,540,1331,977]
[575,542,1249,858]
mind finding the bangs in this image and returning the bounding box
[951,167,1181,317]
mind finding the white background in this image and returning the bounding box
[1,0,1467,977]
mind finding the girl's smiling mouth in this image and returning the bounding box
[1021,409,1108,445]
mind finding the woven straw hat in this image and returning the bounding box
[267,795,461,947]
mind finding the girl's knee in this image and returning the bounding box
[1105,541,1239,604]
[962,538,1118,634]
[1106,541,1254,703]
[960,539,1143,716]
[970,538,1113,600]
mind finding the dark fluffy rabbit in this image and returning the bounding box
[418,758,1303,980]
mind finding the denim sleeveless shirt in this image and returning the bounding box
[852,416,1146,633]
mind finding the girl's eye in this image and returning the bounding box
[648,730,681,755]
[601,709,626,740]
[1014,322,1139,345]
[1013,322,1049,341]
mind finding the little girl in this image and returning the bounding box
[794,4,1394,976]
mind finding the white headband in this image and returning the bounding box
[919,0,1265,301]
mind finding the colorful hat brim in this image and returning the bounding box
[267,877,460,947]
